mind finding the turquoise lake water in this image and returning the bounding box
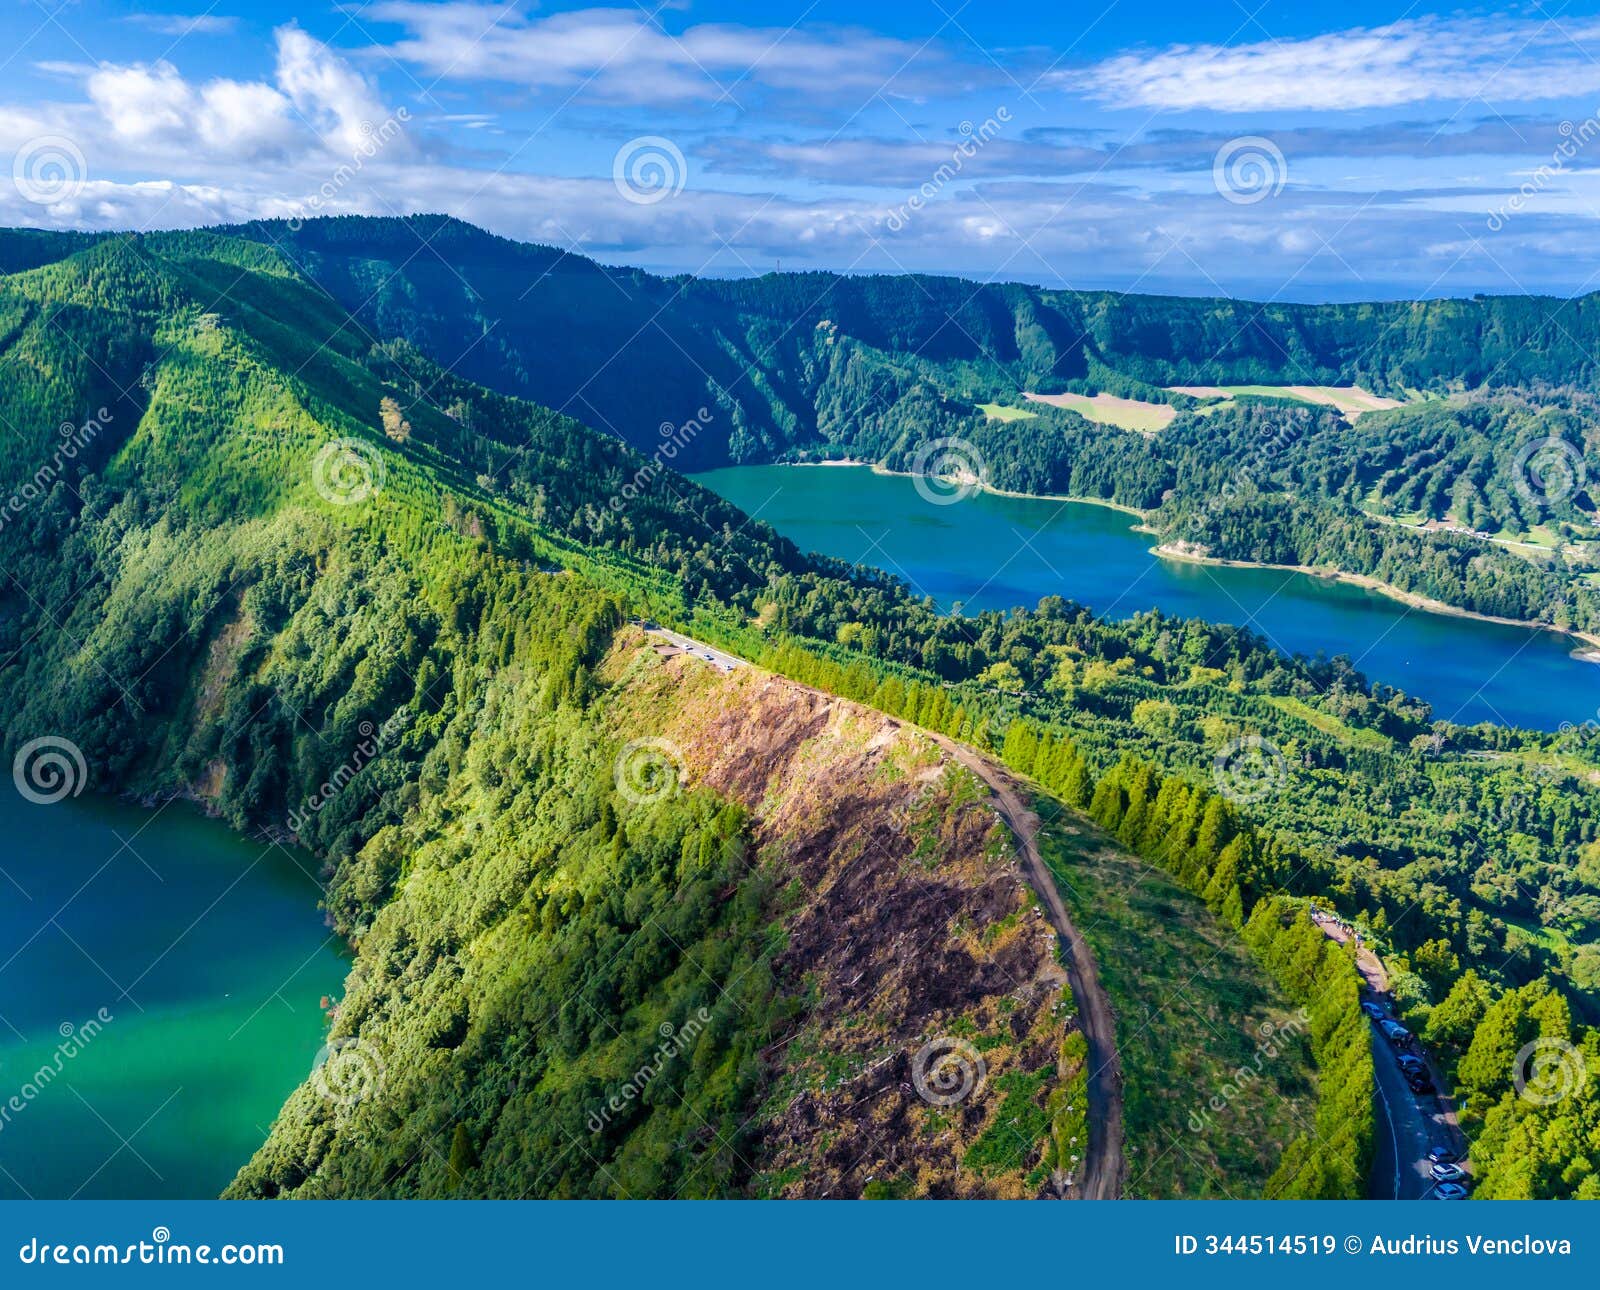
[0,791,346,1198]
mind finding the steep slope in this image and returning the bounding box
[229,639,1090,1198]
[2,228,1594,1198]
[160,215,1600,464]
[0,233,1097,1199]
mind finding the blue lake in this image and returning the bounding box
[695,464,1600,731]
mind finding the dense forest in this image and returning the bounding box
[113,214,1585,635]
[1,221,1597,1198]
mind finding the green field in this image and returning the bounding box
[1267,695,1393,751]
[1036,810,1318,1198]
[1022,392,1176,432]
[977,401,1038,422]
[1167,384,1404,418]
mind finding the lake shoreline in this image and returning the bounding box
[1153,541,1600,659]
[789,459,1149,520]
[757,462,1600,657]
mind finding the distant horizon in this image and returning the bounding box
[3,3,1600,300]
[5,213,1592,309]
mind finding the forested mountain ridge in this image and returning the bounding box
[108,214,1594,633]
[0,232,1103,1199]
[233,216,1600,460]
[18,217,1597,467]
[0,227,1596,1197]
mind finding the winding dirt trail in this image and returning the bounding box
[635,624,1128,1198]
[935,737,1127,1200]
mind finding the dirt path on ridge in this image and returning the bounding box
[934,736,1127,1200]
[636,623,1128,1199]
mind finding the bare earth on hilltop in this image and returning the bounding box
[607,630,1125,1199]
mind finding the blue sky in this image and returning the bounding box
[4,1,1600,299]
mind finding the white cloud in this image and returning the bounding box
[126,14,241,38]
[1082,15,1600,112]
[275,26,397,155]
[88,62,198,142]
[196,79,298,154]
[363,2,955,104]
[56,26,403,163]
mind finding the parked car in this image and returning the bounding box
[1407,1072,1436,1094]
[1428,1144,1458,1164]
[1397,1054,1426,1076]
[1434,1182,1470,1200]
[1431,1162,1468,1183]
[1381,1020,1412,1046]
[1361,1002,1385,1020]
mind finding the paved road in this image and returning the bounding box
[1316,918,1466,1199]
[635,622,744,672]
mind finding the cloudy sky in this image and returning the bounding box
[4,0,1600,299]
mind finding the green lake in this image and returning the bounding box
[695,464,1600,731]
[0,791,346,1198]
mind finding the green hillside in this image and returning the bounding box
[0,225,1596,1198]
[89,215,1586,634]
